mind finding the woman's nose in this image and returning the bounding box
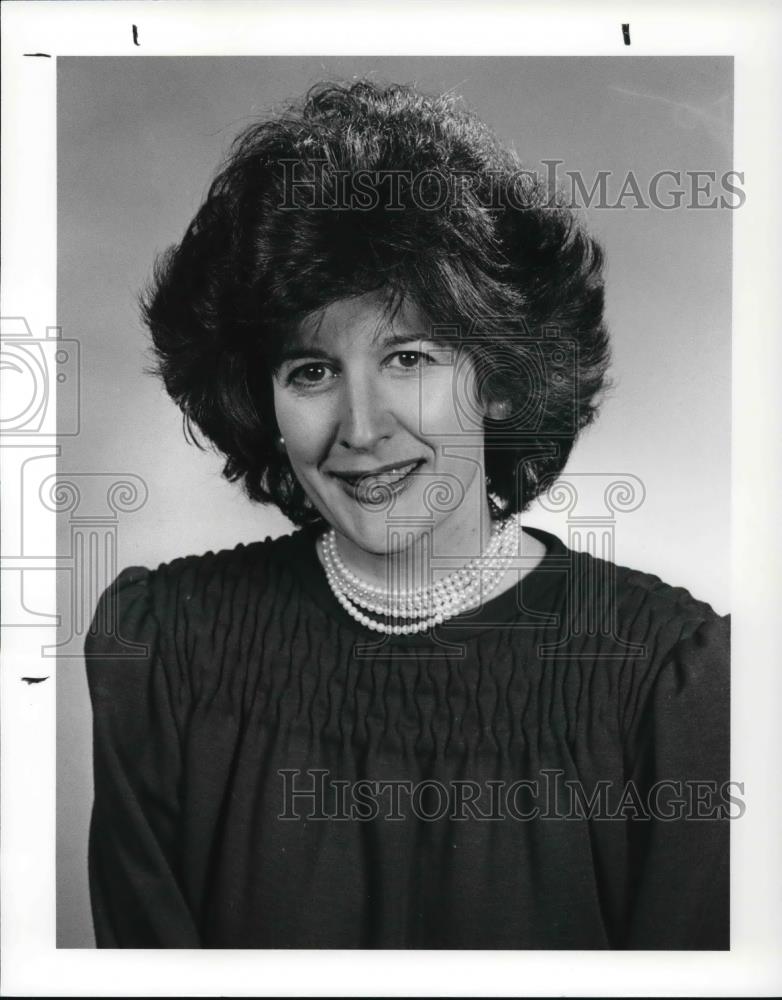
[336,374,393,451]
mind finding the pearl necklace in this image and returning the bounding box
[324,518,512,615]
[319,514,522,635]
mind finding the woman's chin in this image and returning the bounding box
[334,518,414,559]
[319,484,425,555]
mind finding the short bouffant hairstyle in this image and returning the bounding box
[140,79,611,526]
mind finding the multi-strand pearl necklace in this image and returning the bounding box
[319,514,522,635]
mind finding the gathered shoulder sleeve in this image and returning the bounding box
[85,564,200,948]
[621,613,731,949]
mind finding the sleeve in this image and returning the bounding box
[621,614,731,950]
[85,565,201,948]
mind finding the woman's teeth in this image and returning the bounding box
[337,461,421,501]
[362,463,418,485]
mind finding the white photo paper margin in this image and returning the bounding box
[2,0,781,996]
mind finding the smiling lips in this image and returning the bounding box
[330,459,424,503]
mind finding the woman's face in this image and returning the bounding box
[272,291,492,558]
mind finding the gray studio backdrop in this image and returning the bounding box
[57,56,732,947]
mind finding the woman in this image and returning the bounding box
[85,80,730,949]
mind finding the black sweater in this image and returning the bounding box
[85,525,730,949]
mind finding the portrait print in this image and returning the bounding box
[53,56,734,952]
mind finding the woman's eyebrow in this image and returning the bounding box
[274,342,333,365]
[377,331,437,348]
[275,330,438,365]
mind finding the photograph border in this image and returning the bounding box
[2,1,781,996]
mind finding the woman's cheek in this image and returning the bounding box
[276,391,334,460]
[419,368,473,437]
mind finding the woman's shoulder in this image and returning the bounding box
[114,529,306,589]
[529,528,730,698]
[88,529,311,643]
[563,535,728,632]
[536,536,730,751]
[528,525,727,640]
[616,559,722,619]
[618,556,728,661]
[617,560,727,653]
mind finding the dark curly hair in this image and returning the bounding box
[140,79,611,526]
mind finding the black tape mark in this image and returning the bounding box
[622,23,631,45]
[22,676,50,684]
[132,24,140,46]
[24,53,52,58]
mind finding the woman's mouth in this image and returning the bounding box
[331,460,424,504]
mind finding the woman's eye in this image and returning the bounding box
[288,363,335,387]
[389,351,434,370]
